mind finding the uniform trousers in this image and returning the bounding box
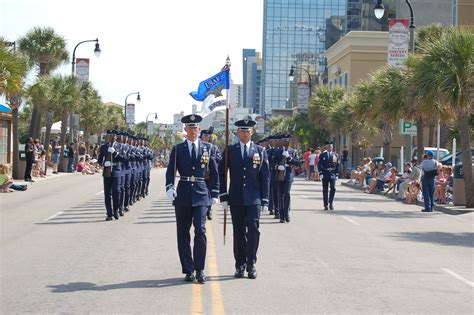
[271,176,279,215]
[175,205,208,274]
[230,205,260,270]
[129,168,136,205]
[123,169,131,209]
[322,177,336,206]
[277,181,292,219]
[103,176,120,217]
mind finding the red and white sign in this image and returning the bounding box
[388,19,409,69]
[75,58,89,85]
[126,103,135,125]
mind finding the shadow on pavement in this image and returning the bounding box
[332,210,433,219]
[47,278,188,293]
[134,220,176,224]
[387,232,474,248]
[36,220,106,225]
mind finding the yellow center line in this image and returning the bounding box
[207,219,225,314]
[191,217,225,315]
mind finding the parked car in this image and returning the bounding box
[412,147,450,160]
[440,148,474,165]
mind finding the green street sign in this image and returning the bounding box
[400,119,417,135]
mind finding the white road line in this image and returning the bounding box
[441,268,474,288]
[44,211,63,221]
[341,216,361,226]
[95,190,104,195]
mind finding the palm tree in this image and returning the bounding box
[415,27,473,207]
[18,27,69,139]
[0,40,30,178]
[78,82,103,148]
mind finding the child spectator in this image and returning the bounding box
[405,181,422,204]
[0,163,27,192]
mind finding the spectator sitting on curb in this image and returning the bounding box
[365,162,381,193]
[0,163,27,192]
[435,166,453,204]
[405,181,422,204]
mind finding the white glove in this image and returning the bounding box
[166,188,176,201]
[277,165,285,171]
[212,198,218,205]
[261,206,268,212]
[221,201,228,211]
[108,147,115,153]
[104,161,111,167]
[320,174,324,180]
[336,176,339,181]
[282,151,289,157]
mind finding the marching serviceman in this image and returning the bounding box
[98,130,124,221]
[318,141,339,210]
[165,114,219,284]
[200,126,220,220]
[128,135,137,207]
[219,118,270,279]
[273,134,299,223]
[115,131,126,217]
[266,135,277,216]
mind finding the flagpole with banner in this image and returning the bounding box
[223,55,231,246]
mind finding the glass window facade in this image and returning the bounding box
[262,0,347,115]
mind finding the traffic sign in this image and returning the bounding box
[400,119,417,135]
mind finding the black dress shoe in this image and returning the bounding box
[324,206,329,210]
[285,216,290,222]
[196,270,206,284]
[274,214,280,219]
[124,207,130,212]
[279,219,285,223]
[207,211,213,220]
[119,210,124,216]
[329,204,334,210]
[247,266,257,279]
[113,210,119,220]
[184,273,195,282]
[269,210,274,215]
[105,216,113,221]
[234,267,245,278]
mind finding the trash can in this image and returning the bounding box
[453,163,465,206]
[15,150,26,180]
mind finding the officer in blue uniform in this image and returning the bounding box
[128,135,137,207]
[165,114,219,284]
[98,129,124,220]
[121,131,131,213]
[273,134,299,223]
[219,118,270,279]
[318,141,339,210]
[200,126,220,221]
[115,131,126,217]
[143,138,153,197]
[265,136,276,216]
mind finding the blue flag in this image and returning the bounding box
[189,69,230,102]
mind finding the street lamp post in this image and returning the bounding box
[145,112,158,135]
[374,0,415,53]
[288,65,313,110]
[70,38,101,143]
[124,92,141,126]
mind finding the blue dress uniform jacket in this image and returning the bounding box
[317,150,339,179]
[219,142,270,207]
[166,140,219,207]
[272,147,300,182]
[98,142,124,175]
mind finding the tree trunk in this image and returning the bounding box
[428,123,435,147]
[34,111,42,140]
[350,130,361,167]
[439,121,450,148]
[382,122,393,163]
[416,118,425,162]
[457,113,473,208]
[12,107,19,179]
[28,107,38,138]
[58,113,68,172]
[43,111,54,175]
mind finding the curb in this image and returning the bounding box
[341,182,474,215]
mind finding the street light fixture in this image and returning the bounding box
[124,92,141,126]
[70,38,101,143]
[145,112,158,135]
[375,0,415,53]
[374,0,385,19]
[288,65,312,97]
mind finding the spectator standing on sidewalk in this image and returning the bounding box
[341,146,349,178]
[420,151,441,212]
[78,142,87,165]
[51,137,61,174]
[67,143,75,173]
[303,148,311,180]
[308,149,316,180]
[24,137,35,182]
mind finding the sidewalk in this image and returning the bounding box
[15,168,77,185]
[341,181,474,215]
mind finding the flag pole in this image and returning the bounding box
[223,55,231,246]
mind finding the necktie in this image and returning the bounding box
[243,145,248,160]
[191,143,196,161]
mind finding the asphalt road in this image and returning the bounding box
[1,169,473,314]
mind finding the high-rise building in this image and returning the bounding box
[243,49,263,114]
[230,82,243,108]
[262,0,346,116]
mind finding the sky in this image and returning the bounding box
[1,0,263,124]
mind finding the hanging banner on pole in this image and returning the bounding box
[388,19,409,69]
[75,58,89,85]
[147,121,154,135]
[126,103,135,125]
[296,82,309,110]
